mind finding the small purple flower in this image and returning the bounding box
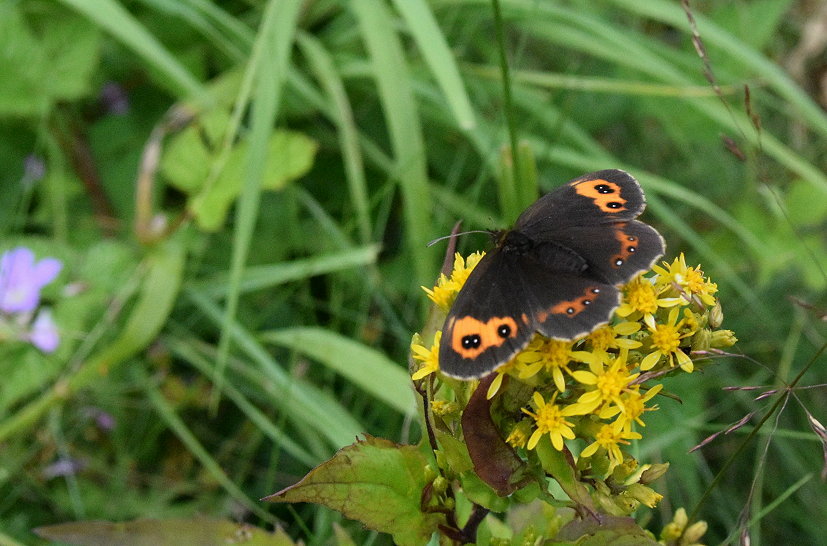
[28,309,59,353]
[23,154,46,184]
[42,458,86,479]
[82,406,116,431]
[100,82,130,115]
[0,247,62,314]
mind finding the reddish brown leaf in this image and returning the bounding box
[461,375,530,496]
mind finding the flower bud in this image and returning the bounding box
[625,483,663,508]
[709,301,723,328]
[711,329,737,348]
[639,462,669,484]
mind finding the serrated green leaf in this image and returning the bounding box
[265,436,443,546]
[34,518,296,546]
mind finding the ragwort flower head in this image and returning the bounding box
[653,253,718,307]
[411,249,732,523]
[641,307,694,372]
[523,391,587,450]
[411,331,441,380]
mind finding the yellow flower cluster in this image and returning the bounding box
[411,252,736,475]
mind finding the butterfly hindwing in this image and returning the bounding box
[547,220,665,285]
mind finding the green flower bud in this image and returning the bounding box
[709,301,724,328]
[639,462,670,484]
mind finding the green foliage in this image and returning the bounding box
[0,0,825,544]
[266,436,443,546]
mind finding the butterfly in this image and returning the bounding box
[438,169,665,379]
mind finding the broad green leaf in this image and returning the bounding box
[265,436,443,546]
[192,131,317,231]
[261,327,416,417]
[0,4,100,116]
[34,518,296,546]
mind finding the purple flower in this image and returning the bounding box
[0,247,62,314]
[42,458,86,479]
[100,82,130,115]
[28,309,59,353]
[23,154,46,184]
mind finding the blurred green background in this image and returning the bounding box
[1,0,825,544]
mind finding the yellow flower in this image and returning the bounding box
[603,384,663,432]
[580,423,641,469]
[516,336,591,392]
[486,358,518,399]
[585,322,643,355]
[616,275,682,320]
[572,349,640,415]
[411,331,441,380]
[420,252,485,310]
[653,253,718,307]
[421,274,458,310]
[505,419,532,449]
[640,307,693,372]
[450,251,484,288]
[522,391,587,450]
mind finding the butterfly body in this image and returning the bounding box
[439,169,665,380]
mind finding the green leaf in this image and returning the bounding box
[260,327,416,417]
[265,436,443,546]
[535,436,595,512]
[34,518,297,546]
[192,130,318,231]
[555,514,659,545]
[0,4,100,116]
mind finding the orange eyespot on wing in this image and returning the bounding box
[574,179,628,213]
[448,315,520,359]
[611,222,638,268]
[548,286,603,318]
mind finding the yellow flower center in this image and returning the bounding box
[651,323,682,353]
[625,280,658,314]
[595,368,629,400]
[541,339,573,369]
[532,402,570,435]
[587,325,615,351]
[683,267,706,294]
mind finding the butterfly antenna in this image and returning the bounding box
[427,230,490,248]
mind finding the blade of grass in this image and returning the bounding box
[352,0,434,288]
[609,0,827,139]
[213,0,303,411]
[138,367,276,523]
[297,32,372,244]
[189,245,380,298]
[390,0,477,131]
[166,333,317,466]
[187,288,364,448]
[260,327,417,417]
[58,0,204,98]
